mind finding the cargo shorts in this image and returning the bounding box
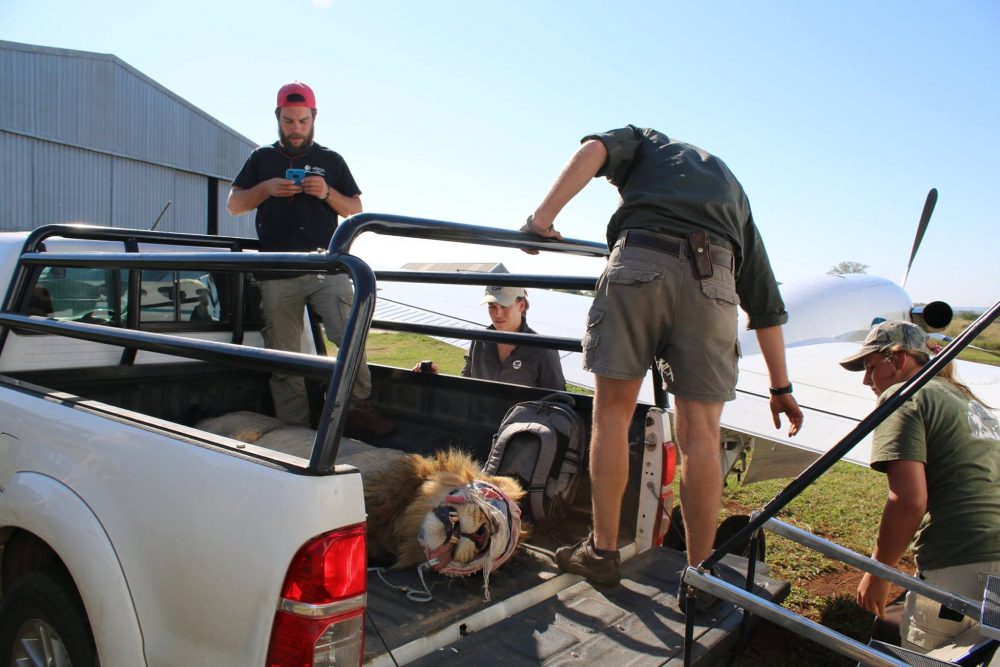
[582,234,740,402]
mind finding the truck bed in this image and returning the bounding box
[10,359,763,666]
[390,549,789,667]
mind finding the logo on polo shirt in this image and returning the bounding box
[304,165,327,177]
[512,360,522,370]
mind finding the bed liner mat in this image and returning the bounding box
[365,546,789,665]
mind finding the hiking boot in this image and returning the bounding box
[677,566,723,614]
[554,533,621,586]
[345,399,396,437]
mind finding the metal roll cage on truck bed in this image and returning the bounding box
[0,213,995,666]
[0,215,611,474]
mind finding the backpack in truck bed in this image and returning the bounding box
[484,393,586,526]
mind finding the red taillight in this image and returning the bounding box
[267,523,367,667]
[661,440,677,488]
[281,523,367,604]
[652,441,677,546]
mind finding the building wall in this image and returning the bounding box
[0,40,256,238]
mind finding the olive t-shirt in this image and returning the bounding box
[583,126,786,330]
[871,377,1000,571]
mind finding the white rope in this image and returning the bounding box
[369,566,434,603]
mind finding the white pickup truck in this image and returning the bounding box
[0,217,786,666]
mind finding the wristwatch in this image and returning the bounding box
[324,188,332,201]
[769,384,793,396]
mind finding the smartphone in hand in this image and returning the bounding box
[285,168,307,185]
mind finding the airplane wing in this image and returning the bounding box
[733,341,873,481]
[373,278,1000,484]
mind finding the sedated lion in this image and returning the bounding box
[196,411,525,579]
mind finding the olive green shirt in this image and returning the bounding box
[583,126,787,329]
[871,378,1000,571]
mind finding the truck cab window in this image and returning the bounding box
[28,266,124,324]
[23,265,261,331]
[140,270,220,323]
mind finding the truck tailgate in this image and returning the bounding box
[393,548,788,666]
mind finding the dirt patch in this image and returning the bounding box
[804,567,861,598]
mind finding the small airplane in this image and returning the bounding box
[370,189,1000,483]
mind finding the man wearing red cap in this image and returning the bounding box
[228,81,394,436]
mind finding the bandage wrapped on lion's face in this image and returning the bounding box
[363,449,524,573]
[421,501,484,565]
[196,412,526,575]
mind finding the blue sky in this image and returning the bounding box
[3,0,998,307]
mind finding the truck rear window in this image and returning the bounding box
[139,270,221,323]
[32,266,121,323]
[21,266,263,329]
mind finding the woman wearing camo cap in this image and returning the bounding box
[841,319,1000,653]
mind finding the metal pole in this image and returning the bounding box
[150,200,173,231]
[764,517,981,621]
[683,568,910,666]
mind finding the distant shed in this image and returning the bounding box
[401,262,509,273]
[0,40,256,237]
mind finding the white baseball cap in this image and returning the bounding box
[481,285,526,307]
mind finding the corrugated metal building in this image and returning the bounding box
[0,40,256,237]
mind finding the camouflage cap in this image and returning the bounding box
[839,320,930,371]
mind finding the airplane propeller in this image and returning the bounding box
[901,188,938,288]
[898,188,952,332]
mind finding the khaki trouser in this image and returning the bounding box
[902,559,1000,653]
[259,274,372,425]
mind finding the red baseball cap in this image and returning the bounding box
[276,82,316,110]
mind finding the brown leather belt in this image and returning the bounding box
[621,229,734,270]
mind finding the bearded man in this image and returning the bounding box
[227,81,394,436]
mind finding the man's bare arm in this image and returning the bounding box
[755,325,803,435]
[326,191,362,218]
[298,176,362,218]
[526,139,608,235]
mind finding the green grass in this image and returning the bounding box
[365,330,467,374]
[943,314,1000,367]
[955,346,1000,365]
[721,460,889,615]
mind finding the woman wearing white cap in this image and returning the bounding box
[414,286,565,391]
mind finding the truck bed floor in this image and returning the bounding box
[365,547,789,666]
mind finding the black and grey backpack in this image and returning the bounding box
[484,393,586,526]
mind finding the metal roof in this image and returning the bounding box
[400,262,508,273]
